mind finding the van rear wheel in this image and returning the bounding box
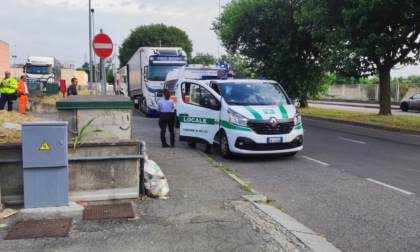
[220,131,232,159]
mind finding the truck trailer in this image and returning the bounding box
[126,47,187,116]
[114,66,128,96]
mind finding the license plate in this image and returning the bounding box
[267,137,283,143]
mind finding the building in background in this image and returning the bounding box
[0,40,10,73]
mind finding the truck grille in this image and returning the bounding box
[247,120,294,135]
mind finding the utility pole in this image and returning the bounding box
[88,0,93,95]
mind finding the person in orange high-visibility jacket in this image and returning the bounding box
[16,75,29,114]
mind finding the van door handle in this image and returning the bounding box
[179,113,189,116]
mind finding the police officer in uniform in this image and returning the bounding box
[67,77,78,96]
[157,89,175,148]
[0,71,18,111]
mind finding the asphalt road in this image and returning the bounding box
[205,118,420,252]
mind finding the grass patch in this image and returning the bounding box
[275,204,286,213]
[242,198,249,202]
[34,90,91,106]
[204,155,242,179]
[299,107,420,132]
[241,184,253,193]
[0,111,48,143]
[266,197,275,204]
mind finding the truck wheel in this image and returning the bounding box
[142,99,149,117]
[132,98,139,109]
[220,131,232,159]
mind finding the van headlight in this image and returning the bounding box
[228,108,249,127]
[294,112,302,126]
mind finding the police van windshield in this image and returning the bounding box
[26,65,52,74]
[220,82,291,106]
[149,65,182,81]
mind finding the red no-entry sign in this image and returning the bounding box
[93,33,113,58]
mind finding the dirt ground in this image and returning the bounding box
[0,111,46,143]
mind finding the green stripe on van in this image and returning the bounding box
[244,106,263,120]
[178,116,216,125]
[278,105,288,119]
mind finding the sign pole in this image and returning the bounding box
[92,29,113,96]
[88,0,93,95]
[100,29,105,95]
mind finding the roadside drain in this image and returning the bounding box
[5,218,72,240]
[83,203,134,220]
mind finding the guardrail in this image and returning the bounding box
[323,84,420,102]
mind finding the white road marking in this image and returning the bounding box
[366,178,415,195]
[338,137,366,144]
[301,155,330,166]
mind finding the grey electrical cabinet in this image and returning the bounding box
[21,122,69,208]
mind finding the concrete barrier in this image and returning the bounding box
[0,140,145,205]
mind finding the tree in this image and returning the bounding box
[219,53,251,76]
[118,23,193,67]
[77,62,97,82]
[297,0,420,115]
[106,68,114,84]
[190,53,218,64]
[212,0,329,107]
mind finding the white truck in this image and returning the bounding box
[23,56,61,93]
[114,66,128,96]
[175,79,303,158]
[126,47,187,116]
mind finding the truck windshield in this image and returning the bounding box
[149,65,181,81]
[26,65,52,74]
[220,82,291,106]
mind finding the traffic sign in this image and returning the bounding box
[93,33,113,58]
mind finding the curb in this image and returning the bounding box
[221,166,340,252]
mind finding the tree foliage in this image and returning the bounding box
[219,53,251,76]
[212,0,329,107]
[297,0,420,115]
[118,23,193,67]
[190,53,218,64]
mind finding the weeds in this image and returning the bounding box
[70,117,103,149]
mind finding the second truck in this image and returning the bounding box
[126,47,187,116]
[23,56,62,93]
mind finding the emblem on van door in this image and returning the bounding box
[269,117,277,128]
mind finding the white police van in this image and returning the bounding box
[176,79,303,158]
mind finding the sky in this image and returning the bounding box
[2,0,229,68]
[1,0,419,78]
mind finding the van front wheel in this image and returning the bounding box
[220,131,232,159]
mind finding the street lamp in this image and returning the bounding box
[89,0,93,95]
[12,55,17,77]
[218,0,221,59]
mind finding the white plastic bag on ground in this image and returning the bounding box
[144,160,170,198]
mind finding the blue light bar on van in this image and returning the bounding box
[218,61,228,69]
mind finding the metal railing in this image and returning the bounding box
[323,84,420,102]
[26,78,60,96]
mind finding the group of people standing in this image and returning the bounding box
[0,70,29,114]
[0,71,79,114]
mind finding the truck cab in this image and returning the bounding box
[176,79,303,158]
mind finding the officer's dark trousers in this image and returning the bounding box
[158,112,175,146]
[0,93,14,111]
